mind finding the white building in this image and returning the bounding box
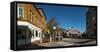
[66,28,82,38]
[17,21,43,46]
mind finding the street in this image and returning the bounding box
[38,38,96,47]
[17,38,96,49]
[62,38,96,46]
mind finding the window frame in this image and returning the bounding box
[17,4,24,18]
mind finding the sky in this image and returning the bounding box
[36,4,88,33]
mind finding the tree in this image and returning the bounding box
[47,17,59,34]
[47,17,59,41]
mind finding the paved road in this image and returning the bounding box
[38,38,96,47]
[38,41,74,47]
[17,38,97,48]
[62,38,96,46]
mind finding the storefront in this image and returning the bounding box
[17,21,43,46]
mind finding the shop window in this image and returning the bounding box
[17,25,32,39]
[36,31,38,37]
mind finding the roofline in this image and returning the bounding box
[37,8,47,19]
[32,4,43,18]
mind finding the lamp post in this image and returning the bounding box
[53,26,56,41]
[53,26,56,30]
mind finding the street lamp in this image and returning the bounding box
[53,26,56,41]
[53,26,56,30]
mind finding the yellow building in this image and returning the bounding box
[38,9,48,33]
[17,3,48,44]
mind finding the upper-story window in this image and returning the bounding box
[18,4,24,18]
[30,10,34,22]
[93,16,95,21]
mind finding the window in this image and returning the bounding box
[32,31,34,37]
[30,10,34,22]
[17,26,28,39]
[17,25,32,39]
[36,31,38,37]
[18,4,24,18]
[93,16,95,21]
[19,7,23,17]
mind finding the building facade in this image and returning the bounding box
[17,3,48,45]
[86,7,97,38]
[38,9,48,33]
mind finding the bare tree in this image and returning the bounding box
[46,17,59,41]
